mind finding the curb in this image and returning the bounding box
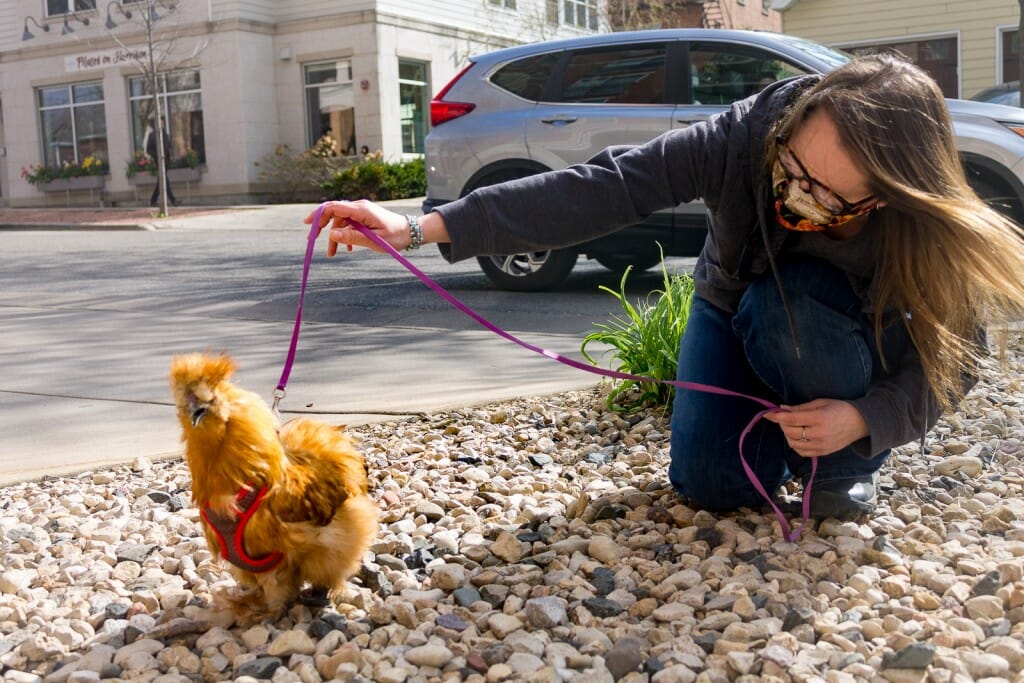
[0,223,157,231]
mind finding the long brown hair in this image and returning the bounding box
[771,54,1024,409]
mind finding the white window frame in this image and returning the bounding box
[398,59,431,155]
[127,69,204,160]
[488,0,517,9]
[45,0,97,17]
[562,0,598,29]
[997,24,1018,84]
[37,81,106,167]
[303,59,356,153]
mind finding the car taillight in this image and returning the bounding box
[431,101,476,126]
[430,64,476,126]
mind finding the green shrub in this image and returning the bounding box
[581,254,695,413]
[320,154,426,201]
[254,139,343,203]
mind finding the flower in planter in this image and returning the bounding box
[21,156,109,185]
[170,148,201,170]
[125,150,155,178]
[21,164,59,186]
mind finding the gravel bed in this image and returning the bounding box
[2,338,1023,683]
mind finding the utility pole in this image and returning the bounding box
[143,4,170,218]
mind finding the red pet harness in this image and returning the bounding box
[200,486,284,573]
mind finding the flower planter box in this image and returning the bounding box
[129,167,203,204]
[40,175,106,192]
[128,167,202,185]
[38,174,108,206]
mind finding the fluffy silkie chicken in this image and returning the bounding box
[169,353,378,622]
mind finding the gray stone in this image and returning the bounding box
[883,643,936,670]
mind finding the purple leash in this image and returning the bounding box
[277,203,817,540]
[271,203,320,414]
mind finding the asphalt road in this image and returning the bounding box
[0,202,695,485]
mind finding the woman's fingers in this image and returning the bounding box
[302,201,401,255]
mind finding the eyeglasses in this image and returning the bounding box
[775,135,877,216]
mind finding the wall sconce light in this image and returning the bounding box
[61,12,90,36]
[22,16,50,41]
[105,1,133,29]
[149,0,178,23]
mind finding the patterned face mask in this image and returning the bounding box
[772,161,876,232]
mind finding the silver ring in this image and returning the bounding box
[800,426,808,442]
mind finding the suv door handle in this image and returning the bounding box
[676,115,711,125]
[540,116,578,125]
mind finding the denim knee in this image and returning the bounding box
[668,296,791,510]
[734,259,874,403]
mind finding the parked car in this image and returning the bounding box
[424,29,1024,290]
[971,81,1020,108]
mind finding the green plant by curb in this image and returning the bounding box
[581,252,694,413]
[321,154,425,201]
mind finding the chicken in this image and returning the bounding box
[169,352,378,622]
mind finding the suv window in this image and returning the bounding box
[689,42,809,105]
[554,43,668,104]
[491,52,561,101]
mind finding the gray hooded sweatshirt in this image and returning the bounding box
[436,76,967,459]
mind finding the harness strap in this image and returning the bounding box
[200,486,284,573]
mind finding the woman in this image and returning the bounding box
[308,55,1024,521]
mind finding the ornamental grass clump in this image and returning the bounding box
[581,256,695,413]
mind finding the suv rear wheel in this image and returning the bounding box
[467,168,579,291]
[964,164,1024,225]
[477,250,579,291]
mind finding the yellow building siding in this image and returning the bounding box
[780,0,1019,98]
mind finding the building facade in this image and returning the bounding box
[0,0,606,207]
[773,0,1019,99]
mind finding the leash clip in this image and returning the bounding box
[271,387,286,416]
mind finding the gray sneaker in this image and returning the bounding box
[807,476,876,521]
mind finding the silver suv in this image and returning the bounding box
[424,29,1024,290]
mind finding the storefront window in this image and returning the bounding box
[304,60,356,155]
[37,82,107,167]
[128,70,205,164]
[46,0,97,16]
[398,60,430,154]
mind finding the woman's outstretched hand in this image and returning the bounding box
[304,200,414,256]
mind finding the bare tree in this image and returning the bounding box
[450,1,564,69]
[605,0,707,31]
[105,0,206,216]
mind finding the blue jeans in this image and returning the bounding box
[668,258,908,511]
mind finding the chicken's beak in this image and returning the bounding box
[188,394,208,427]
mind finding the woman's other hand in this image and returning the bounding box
[762,398,869,457]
